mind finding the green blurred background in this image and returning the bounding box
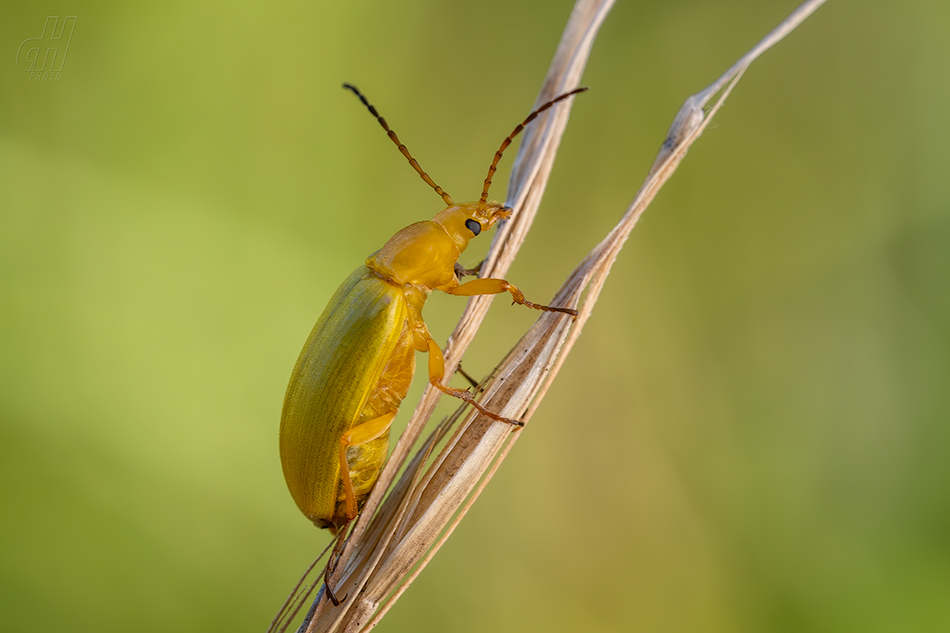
[2,1,948,631]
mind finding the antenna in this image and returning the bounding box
[343,83,454,206]
[479,87,588,205]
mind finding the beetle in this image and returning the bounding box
[279,84,585,540]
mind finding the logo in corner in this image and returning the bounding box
[17,16,77,81]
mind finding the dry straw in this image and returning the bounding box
[269,1,828,631]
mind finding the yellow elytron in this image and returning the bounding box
[279,84,584,534]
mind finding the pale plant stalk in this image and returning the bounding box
[272,1,828,632]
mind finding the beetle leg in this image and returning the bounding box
[454,259,484,280]
[425,338,524,427]
[323,529,349,607]
[456,362,482,390]
[338,411,397,520]
[444,278,578,318]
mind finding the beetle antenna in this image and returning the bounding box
[479,87,588,206]
[343,83,454,206]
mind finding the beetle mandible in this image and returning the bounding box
[279,83,585,537]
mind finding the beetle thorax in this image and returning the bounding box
[366,202,509,291]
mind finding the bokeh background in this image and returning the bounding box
[2,1,948,631]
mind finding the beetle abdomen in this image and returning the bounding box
[280,266,412,528]
[333,307,418,523]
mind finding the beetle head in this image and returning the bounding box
[432,201,510,254]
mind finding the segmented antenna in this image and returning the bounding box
[479,87,588,205]
[343,83,454,206]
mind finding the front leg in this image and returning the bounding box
[444,278,578,317]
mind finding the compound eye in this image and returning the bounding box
[465,219,481,236]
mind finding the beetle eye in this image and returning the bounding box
[465,219,481,236]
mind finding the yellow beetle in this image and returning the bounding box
[279,84,584,536]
